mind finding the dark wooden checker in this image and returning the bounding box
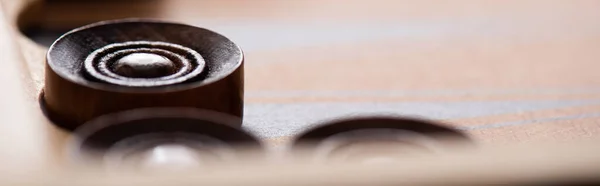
[1,0,600,185]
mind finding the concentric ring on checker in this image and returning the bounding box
[66,108,264,169]
[84,41,205,87]
[290,117,473,164]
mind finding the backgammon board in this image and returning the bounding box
[1,0,600,185]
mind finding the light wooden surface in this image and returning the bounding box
[10,0,600,145]
[0,0,67,173]
[1,0,600,184]
[3,140,600,185]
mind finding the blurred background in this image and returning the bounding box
[1,0,600,185]
[15,0,600,147]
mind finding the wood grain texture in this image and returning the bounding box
[43,20,244,130]
[1,0,600,185]
[0,0,65,173]
[2,140,600,185]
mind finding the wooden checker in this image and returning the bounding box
[1,0,600,185]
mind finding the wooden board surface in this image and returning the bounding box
[11,0,600,145]
[1,0,600,184]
